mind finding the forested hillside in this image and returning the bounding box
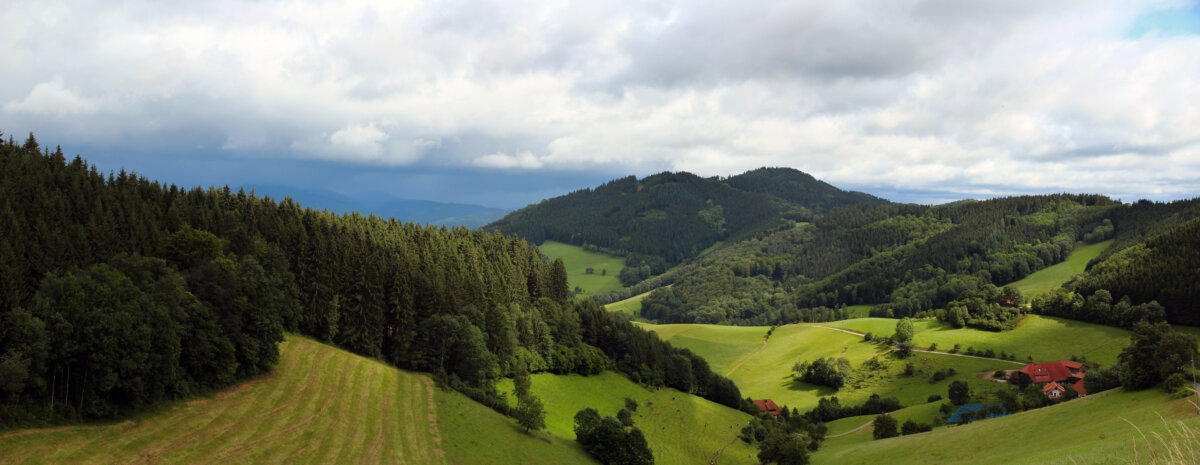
[723,167,889,216]
[0,133,742,427]
[639,195,1122,325]
[488,171,793,273]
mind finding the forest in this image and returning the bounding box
[0,133,742,426]
[629,193,1200,329]
[487,168,888,272]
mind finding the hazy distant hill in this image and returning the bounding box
[245,184,507,228]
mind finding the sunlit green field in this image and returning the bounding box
[538,241,625,297]
[813,387,1200,465]
[644,323,1012,412]
[825,315,1130,367]
[1006,239,1113,299]
[499,371,760,465]
[0,336,592,465]
[605,289,654,315]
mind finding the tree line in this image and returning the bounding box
[0,134,745,426]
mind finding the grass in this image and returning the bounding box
[843,305,873,318]
[0,335,592,465]
[1006,239,1113,299]
[825,315,1131,367]
[538,241,625,297]
[812,387,1200,465]
[605,289,655,315]
[498,371,760,465]
[644,323,1016,413]
[635,323,768,375]
[822,401,947,449]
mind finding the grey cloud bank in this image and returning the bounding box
[1,0,1198,207]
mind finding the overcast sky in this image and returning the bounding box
[2,0,1199,208]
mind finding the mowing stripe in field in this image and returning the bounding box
[0,336,591,464]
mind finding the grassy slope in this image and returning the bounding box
[538,241,625,297]
[644,324,1011,412]
[1006,239,1113,299]
[635,323,768,375]
[826,315,1130,367]
[813,387,1200,465]
[0,336,592,465]
[498,372,760,465]
[605,289,654,315]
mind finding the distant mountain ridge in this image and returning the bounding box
[245,184,508,228]
[487,167,890,273]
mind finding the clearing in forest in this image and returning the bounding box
[1006,239,1113,299]
[538,240,625,297]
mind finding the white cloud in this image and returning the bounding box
[473,151,543,169]
[0,0,1197,201]
[330,123,389,155]
[4,77,98,116]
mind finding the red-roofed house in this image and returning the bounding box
[1043,381,1066,399]
[1018,360,1088,398]
[753,399,781,416]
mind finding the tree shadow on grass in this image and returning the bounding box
[780,378,837,397]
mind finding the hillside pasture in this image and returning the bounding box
[499,371,760,465]
[825,315,1130,367]
[647,324,1013,413]
[605,289,654,315]
[812,387,1200,465]
[0,336,592,465]
[538,241,625,297]
[1006,239,1113,299]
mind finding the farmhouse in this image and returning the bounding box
[1018,360,1088,397]
[752,399,781,416]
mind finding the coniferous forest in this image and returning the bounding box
[0,133,742,427]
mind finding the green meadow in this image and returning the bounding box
[605,289,655,315]
[499,371,760,465]
[825,315,1130,367]
[1006,239,1113,299]
[0,336,592,465]
[644,323,1016,412]
[813,387,1200,465]
[537,240,625,297]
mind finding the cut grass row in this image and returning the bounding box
[0,335,592,465]
[537,241,625,297]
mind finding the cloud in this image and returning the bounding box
[473,151,544,169]
[330,123,389,155]
[0,0,1197,204]
[4,77,98,116]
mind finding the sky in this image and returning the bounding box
[2,0,1199,208]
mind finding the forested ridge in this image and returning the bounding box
[0,133,743,427]
[636,194,1169,325]
[487,168,888,278]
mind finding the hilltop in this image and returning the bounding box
[487,168,887,273]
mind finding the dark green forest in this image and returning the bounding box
[0,133,742,426]
[487,168,887,275]
[636,193,1200,327]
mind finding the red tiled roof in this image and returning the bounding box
[1019,361,1084,384]
[753,399,781,415]
[1071,382,1087,397]
[1043,381,1064,394]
